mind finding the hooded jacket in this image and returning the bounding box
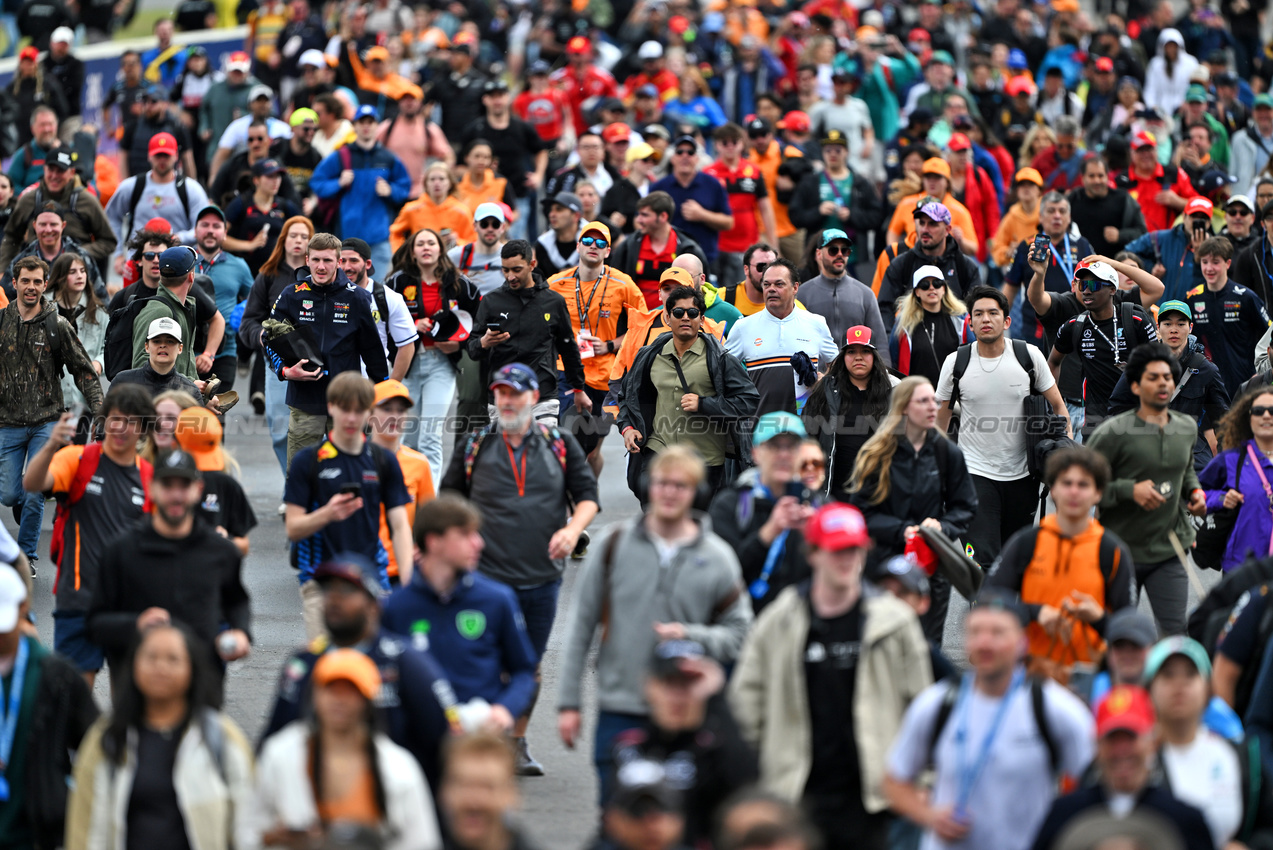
[1144,28,1200,116]
[0,299,102,428]
[801,371,901,498]
[878,239,982,328]
[238,261,301,355]
[1200,442,1273,572]
[310,140,412,246]
[0,176,116,272]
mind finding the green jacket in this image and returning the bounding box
[702,283,743,337]
[1087,409,1201,563]
[852,52,921,144]
[130,285,197,381]
[197,78,257,163]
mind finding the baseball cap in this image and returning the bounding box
[144,217,173,233]
[490,362,538,394]
[314,552,384,600]
[146,316,183,341]
[914,201,952,224]
[970,586,1030,627]
[778,111,810,133]
[926,50,954,67]
[365,45,389,62]
[543,192,582,215]
[1007,48,1028,69]
[1105,608,1159,647]
[18,46,37,62]
[1075,258,1119,286]
[844,325,876,350]
[340,238,371,260]
[921,157,951,179]
[159,246,197,276]
[290,108,318,127]
[313,648,382,701]
[868,554,931,596]
[299,49,326,69]
[947,132,972,152]
[248,84,273,102]
[483,78,510,95]
[597,97,626,114]
[820,129,848,148]
[669,14,692,34]
[153,448,202,481]
[1185,196,1215,218]
[609,759,681,816]
[603,122,631,143]
[1132,130,1158,149]
[746,117,771,136]
[1094,56,1114,73]
[626,141,656,164]
[51,26,74,45]
[581,221,611,243]
[565,35,591,54]
[527,59,551,76]
[353,104,379,122]
[1196,170,1237,196]
[912,264,946,289]
[174,407,224,472]
[805,503,870,551]
[634,83,659,99]
[672,134,698,153]
[473,201,507,223]
[659,266,696,289]
[47,150,74,171]
[1185,84,1208,103]
[1156,300,1192,322]
[1256,94,1273,109]
[1015,167,1044,187]
[374,379,414,409]
[643,124,671,142]
[0,566,25,633]
[1145,635,1212,682]
[226,50,251,72]
[196,204,226,223]
[820,228,850,247]
[752,411,807,446]
[638,40,663,60]
[1227,194,1254,212]
[1215,72,1237,87]
[251,158,284,177]
[648,639,706,680]
[1006,76,1037,97]
[1095,685,1156,738]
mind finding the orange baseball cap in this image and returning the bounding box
[1185,197,1214,218]
[374,379,414,408]
[602,122,631,143]
[313,649,382,701]
[659,267,696,288]
[173,407,224,472]
[581,221,611,243]
[922,157,952,179]
[1014,167,1044,187]
[778,110,810,132]
[365,45,389,62]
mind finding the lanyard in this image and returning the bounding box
[0,637,30,771]
[1049,233,1074,283]
[747,484,787,600]
[503,434,527,498]
[953,668,1024,816]
[195,250,220,276]
[574,268,612,338]
[1088,310,1123,365]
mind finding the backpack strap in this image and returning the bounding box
[932,434,950,506]
[200,709,228,785]
[536,422,568,473]
[927,678,959,767]
[1097,531,1121,591]
[1030,676,1060,775]
[1010,339,1037,394]
[723,283,738,305]
[175,176,189,222]
[370,280,396,365]
[459,243,475,272]
[68,442,103,505]
[125,173,149,237]
[462,424,497,492]
[1121,301,1137,344]
[949,343,973,407]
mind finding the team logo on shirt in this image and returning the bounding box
[317,441,338,461]
[302,300,313,310]
[456,610,487,639]
[544,313,551,321]
[201,494,219,511]
[403,286,417,302]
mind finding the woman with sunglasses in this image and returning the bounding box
[890,265,970,386]
[803,325,899,498]
[1199,387,1273,570]
[389,163,476,253]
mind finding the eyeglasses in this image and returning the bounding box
[1252,405,1273,418]
[248,136,269,143]
[478,217,502,229]
[142,251,161,261]
[670,307,701,319]
[1076,276,1112,293]
[915,279,944,291]
[580,236,609,248]
[800,459,825,472]
[674,148,696,157]
[822,244,847,256]
[1227,207,1253,217]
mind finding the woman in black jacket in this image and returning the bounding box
[847,375,977,642]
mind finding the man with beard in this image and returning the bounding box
[193,205,254,392]
[87,447,251,703]
[260,552,459,789]
[0,151,117,278]
[449,203,507,296]
[535,192,585,280]
[797,229,887,357]
[1006,192,1094,349]
[340,238,417,383]
[879,201,980,330]
[1066,155,1147,260]
[3,206,104,298]
[440,364,599,776]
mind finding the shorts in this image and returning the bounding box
[560,385,612,455]
[53,610,104,672]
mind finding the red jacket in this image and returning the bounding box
[959,162,1000,263]
[1031,145,1085,193]
[1114,162,1197,233]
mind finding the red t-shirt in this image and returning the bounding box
[397,279,444,347]
[514,89,569,143]
[703,159,767,254]
[550,65,619,135]
[634,230,679,309]
[1117,164,1197,233]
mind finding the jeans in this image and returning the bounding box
[594,711,647,805]
[369,242,393,282]
[1136,557,1187,636]
[0,422,54,558]
[514,579,562,661]
[264,366,289,475]
[1066,401,1085,445]
[403,346,457,475]
[967,475,1040,568]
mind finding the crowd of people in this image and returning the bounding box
[8,0,1273,849]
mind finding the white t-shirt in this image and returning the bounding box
[217,115,292,153]
[935,343,1055,482]
[887,675,1095,850]
[1161,731,1243,848]
[359,279,419,376]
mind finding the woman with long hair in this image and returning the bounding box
[1020,124,1058,166]
[1199,387,1273,570]
[49,253,106,442]
[803,330,899,498]
[663,67,727,134]
[390,162,477,253]
[143,390,203,463]
[455,140,516,220]
[384,228,482,474]
[251,649,440,850]
[65,623,255,850]
[890,266,970,384]
[848,376,977,641]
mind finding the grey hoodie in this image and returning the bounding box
[797,274,890,364]
[557,513,753,715]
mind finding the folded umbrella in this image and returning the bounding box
[918,525,984,599]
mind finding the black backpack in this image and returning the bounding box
[927,675,1060,775]
[102,294,179,380]
[370,279,397,366]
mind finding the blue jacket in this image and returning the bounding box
[381,571,538,718]
[1201,441,1273,571]
[1125,225,1201,303]
[310,141,411,245]
[265,267,389,414]
[194,250,253,359]
[971,142,1005,207]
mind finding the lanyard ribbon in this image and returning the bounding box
[0,636,30,772]
[503,434,527,498]
[1049,233,1074,283]
[953,668,1024,817]
[748,484,787,600]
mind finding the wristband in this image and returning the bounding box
[605,340,615,354]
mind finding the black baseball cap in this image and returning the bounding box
[251,158,284,177]
[608,759,681,817]
[153,448,202,481]
[673,134,698,152]
[746,117,771,136]
[970,586,1030,627]
[47,150,74,171]
[483,78,510,94]
[648,639,706,680]
[314,552,383,599]
[341,238,372,259]
[867,555,931,596]
[543,191,582,214]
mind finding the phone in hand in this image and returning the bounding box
[1031,226,1049,262]
[486,322,504,333]
[784,480,812,505]
[338,483,363,499]
[67,402,84,421]
[1192,218,1208,238]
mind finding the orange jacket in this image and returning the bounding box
[456,170,512,220]
[390,195,476,252]
[872,232,916,297]
[887,192,979,254]
[347,45,420,101]
[548,265,646,390]
[991,202,1041,269]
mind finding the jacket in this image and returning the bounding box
[879,241,982,330]
[1031,784,1213,850]
[384,267,482,367]
[208,150,301,209]
[615,330,757,457]
[49,290,106,410]
[887,191,980,256]
[0,177,116,272]
[110,362,202,398]
[465,274,585,403]
[889,314,972,381]
[607,226,708,284]
[1126,225,1200,303]
[238,262,299,355]
[65,711,256,850]
[310,141,411,244]
[1144,28,1201,117]
[1067,186,1149,259]
[606,307,725,390]
[848,430,978,564]
[787,166,884,236]
[265,268,389,414]
[1201,441,1273,571]
[1232,233,1273,312]
[796,274,889,362]
[5,237,105,299]
[0,300,102,428]
[389,194,475,252]
[249,721,441,850]
[957,161,1001,262]
[802,372,901,497]
[729,583,933,810]
[558,514,753,715]
[992,202,1040,269]
[1232,124,1273,197]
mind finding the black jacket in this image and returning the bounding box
[1231,235,1273,312]
[384,266,482,367]
[879,240,982,329]
[42,54,83,119]
[608,226,707,282]
[847,430,978,565]
[787,166,885,235]
[465,274,585,403]
[26,645,98,850]
[599,177,643,235]
[615,330,758,459]
[238,262,300,354]
[1031,784,1213,850]
[111,362,202,398]
[1067,185,1148,259]
[544,161,623,201]
[208,149,301,209]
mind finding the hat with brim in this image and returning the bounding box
[314,553,383,599]
[752,411,807,445]
[1143,635,1212,682]
[313,648,382,700]
[153,448,202,481]
[429,309,472,343]
[173,407,224,472]
[912,264,946,290]
[1075,259,1119,287]
[1157,300,1192,322]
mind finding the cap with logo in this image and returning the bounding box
[820,129,848,148]
[1185,196,1215,218]
[868,554,931,596]
[153,448,202,481]
[299,49,326,69]
[746,117,771,136]
[921,157,951,179]
[226,50,251,72]
[603,122,631,143]
[659,267,696,289]
[313,648,382,700]
[251,158,285,177]
[159,246,197,276]
[248,84,273,102]
[609,759,681,816]
[473,202,507,223]
[483,78,510,95]
[1132,130,1158,149]
[820,228,850,247]
[374,379,414,408]
[805,503,870,551]
[1007,49,1029,69]
[1195,171,1237,196]
[565,36,591,54]
[673,134,698,153]
[912,264,946,289]
[353,104,380,123]
[146,316,183,341]
[648,639,706,680]
[47,150,74,171]
[634,83,659,99]
[18,46,37,62]
[174,407,224,471]
[752,411,807,446]
[1095,685,1156,738]
[844,325,876,350]
[914,201,952,224]
[643,124,671,142]
[581,221,612,243]
[490,362,539,394]
[1015,167,1044,187]
[1075,258,1119,286]
[1157,300,1192,322]
[314,552,385,600]
[1144,635,1212,682]
[527,59,552,77]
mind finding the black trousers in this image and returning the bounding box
[967,474,1040,568]
[626,447,724,511]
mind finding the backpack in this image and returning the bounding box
[102,293,179,380]
[49,442,153,574]
[460,422,568,492]
[23,186,84,239]
[290,440,394,569]
[369,279,397,366]
[124,172,190,242]
[1188,555,1273,654]
[927,675,1060,775]
[314,146,353,232]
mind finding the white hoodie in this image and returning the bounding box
[1144,28,1199,116]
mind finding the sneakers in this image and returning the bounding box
[26,554,36,579]
[278,503,287,517]
[514,737,544,777]
[571,529,590,561]
[251,391,265,415]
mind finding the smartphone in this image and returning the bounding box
[784,480,812,505]
[338,482,363,498]
[260,224,270,241]
[1192,218,1208,238]
[486,322,503,333]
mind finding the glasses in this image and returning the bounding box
[748,132,770,140]
[1076,276,1112,293]
[580,236,609,248]
[800,459,825,472]
[1227,207,1253,217]
[142,251,161,261]
[670,307,701,319]
[822,245,847,256]
[915,280,944,291]
[717,138,741,147]
[478,217,502,229]
[674,148,696,157]
[752,261,769,274]
[248,136,269,143]
[1252,406,1273,418]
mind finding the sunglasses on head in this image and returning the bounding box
[478,217,502,229]
[580,236,608,248]
[1253,405,1273,418]
[670,306,701,319]
[915,279,944,291]
[1076,275,1112,292]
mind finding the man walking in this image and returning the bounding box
[798,228,888,357]
[606,191,707,308]
[879,201,980,326]
[0,151,116,276]
[703,122,777,286]
[1005,191,1094,348]
[534,192,584,281]
[367,380,433,587]
[650,136,735,276]
[191,205,253,392]
[450,203,508,295]
[105,132,208,268]
[1185,236,1271,396]
[338,238,417,383]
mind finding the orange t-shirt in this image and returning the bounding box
[315,765,380,826]
[887,192,980,253]
[390,195,476,252]
[548,265,646,390]
[379,445,435,580]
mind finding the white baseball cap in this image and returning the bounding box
[911,264,946,289]
[51,27,74,45]
[473,202,506,223]
[299,49,326,69]
[249,84,274,102]
[0,567,27,633]
[638,41,663,60]
[147,317,183,341]
[1076,259,1119,286]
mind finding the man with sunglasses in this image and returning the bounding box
[797,229,887,360]
[1185,236,1271,396]
[1219,194,1258,254]
[1232,199,1273,311]
[650,136,734,277]
[450,203,508,295]
[210,84,291,180]
[608,191,708,309]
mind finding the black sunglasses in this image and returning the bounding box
[478,217,502,229]
[670,306,701,319]
[142,251,161,261]
[823,244,848,256]
[674,147,696,157]
[1252,405,1273,417]
[1227,207,1252,216]
[752,261,770,273]
[915,279,944,291]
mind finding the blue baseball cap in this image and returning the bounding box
[158,246,197,277]
[1008,48,1028,69]
[752,411,807,446]
[490,362,538,394]
[353,104,379,122]
[820,228,850,247]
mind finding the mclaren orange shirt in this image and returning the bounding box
[887,192,980,253]
[378,444,435,580]
[548,265,646,390]
[747,139,802,239]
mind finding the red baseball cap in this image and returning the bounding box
[908,28,931,42]
[947,132,972,152]
[566,36,591,54]
[669,15,690,34]
[602,122,631,143]
[778,111,810,132]
[1094,56,1115,73]
[1095,686,1156,738]
[144,217,172,234]
[148,132,178,157]
[1132,130,1157,149]
[844,325,876,349]
[1185,197,1214,218]
[1006,76,1037,97]
[18,46,37,62]
[805,504,870,551]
